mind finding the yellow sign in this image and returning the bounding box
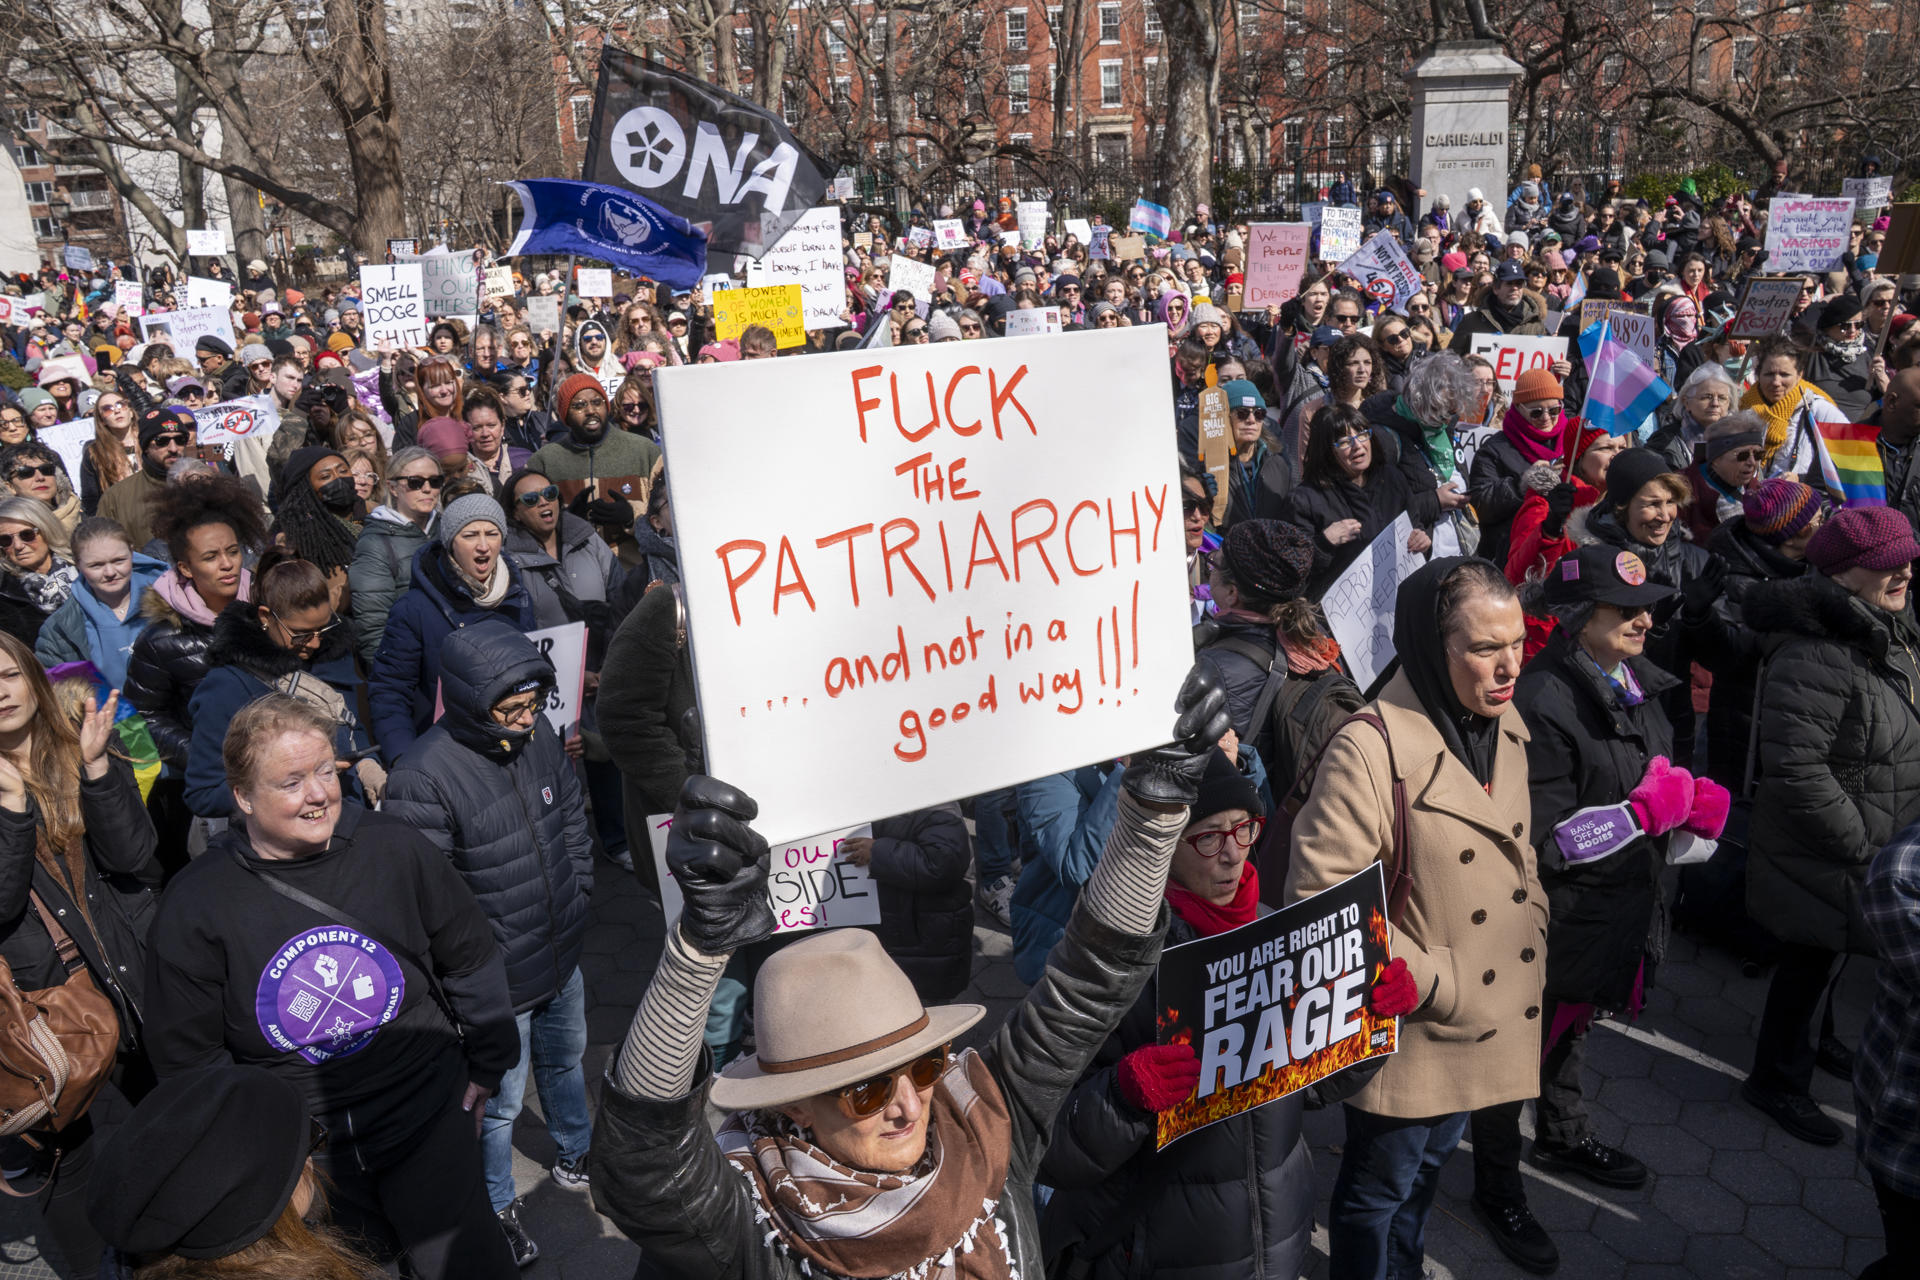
[713,284,806,348]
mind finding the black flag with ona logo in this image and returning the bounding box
[582,51,832,261]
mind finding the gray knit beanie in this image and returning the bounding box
[438,493,506,547]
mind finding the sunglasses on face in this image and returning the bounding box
[836,1043,953,1119]
[396,474,446,492]
[1522,401,1564,418]
[10,464,57,481]
[273,612,341,645]
[1184,815,1265,858]
[904,326,928,338]
[149,433,189,448]
[1231,407,1263,421]
[0,528,38,550]
[1380,330,1411,344]
[516,484,561,506]
[1727,448,1762,463]
[1182,494,1208,515]
[1332,313,1360,326]
[1409,304,1431,314]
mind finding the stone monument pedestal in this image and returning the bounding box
[1407,40,1523,224]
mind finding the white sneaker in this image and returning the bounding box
[975,875,1014,927]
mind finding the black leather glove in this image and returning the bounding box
[1541,481,1576,539]
[678,706,706,776]
[1121,665,1231,807]
[584,497,635,532]
[665,776,774,955]
[1679,555,1727,624]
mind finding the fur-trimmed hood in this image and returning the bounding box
[207,595,354,679]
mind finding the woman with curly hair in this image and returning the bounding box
[1283,334,1382,479]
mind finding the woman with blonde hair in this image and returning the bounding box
[0,496,79,645]
[81,388,139,516]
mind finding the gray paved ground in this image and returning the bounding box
[2,861,1885,1278]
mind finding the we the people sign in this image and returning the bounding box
[1155,865,1396,1147]
[656,327,1192,843]
[1242,224,1312,311]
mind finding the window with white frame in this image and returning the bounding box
[1284,49,1304,90]
[1098,2,1120,42]
[570,96,592,140]
[1326,0,1343,32]
[1144,56,1158,108]
[1099,59,1122,107]
[1006,8,1027,49]
[1600,52,1623,85]
[1007,65,1030,113]
[1283,0,1302,34]
[832,76,851,109]
[1144,4,1161,41]
[1327,47,1345,92]
[1282,117,1304,160]
[828,22,846,60]
[1237,0,1258,34]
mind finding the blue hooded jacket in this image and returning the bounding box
[34,552,167,690]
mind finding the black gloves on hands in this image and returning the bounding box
[665,776,775,956]
[569,487,636,533]
[1679,555,1727,624]
[1541,481,1576,539]
[1121,665,1232,808]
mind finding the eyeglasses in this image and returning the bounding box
[395,474,446,492]
[619,401,646,414]
[1231,407,1263,421]
[10,464,57,481]
[836,1043,952,1119]
[0,528,39,550]
[271,612,341,644]
[149,432,189,448]
[1184,815,1265,858]
[1333,431,1370,450]
[492,694,543,722]
[959,322,982,334]
[1521,401,1564,418]
[515,484,561,506]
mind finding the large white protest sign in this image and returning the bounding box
[933,219,967,250]
[887,255,937,305]
[1322,513,1423,693]
[38,420,93,490]
[398,251,478,316]
[186,228,226,257]
[358,263,427,349]
[1730,275,1804,339]
[63,245,94,272]
[1765,197,1855,273]
[747,207,846,331]
[1319,207,1363,261]
[526,620,587,739]
[186,276,233,311]
[1336,234,1423,311]
[142,305,236,354]
[192,395,281,446]
[1243,224,1312,311]
[907,227,933,249]
[1017,201,1050,250]
[113,281,144,317]
[1003,306,1063,336]
[1065,217,1093,244]
[575,267,613,298]
[655,326,1192,843]
[1449,424,1500,477]
[1843,177,1893,212]
[647,815,881,934]
[525,295,562,335]
[1468,333,1570,392]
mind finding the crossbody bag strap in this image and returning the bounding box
[27,891,84,977]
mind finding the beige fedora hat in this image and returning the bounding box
[710,929,985,1112]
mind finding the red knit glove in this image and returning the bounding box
[1628,756,1695,837]
[1115,1043,1201,1113]
[1685,776,1731,839]
[1369,957,1421,1017]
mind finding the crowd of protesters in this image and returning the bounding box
[0,166,1916,1280]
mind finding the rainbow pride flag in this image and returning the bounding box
[1814,419,1886,507]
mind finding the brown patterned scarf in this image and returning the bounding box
[718,1049,1016,1280]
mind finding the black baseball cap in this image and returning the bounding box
[1543,546,1675,610]
[1494,260,1528,283]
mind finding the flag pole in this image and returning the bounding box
[1566,314,1611,482]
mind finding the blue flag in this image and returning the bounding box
[503,179,708,290]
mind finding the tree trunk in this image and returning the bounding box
[314,0,408,252]
[1152,0,1220,217]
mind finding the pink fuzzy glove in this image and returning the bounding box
[1685,776,1731,839]
[1628,756,1695,837]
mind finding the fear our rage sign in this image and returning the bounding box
[655,326,1193,844]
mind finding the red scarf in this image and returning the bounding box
[1165,863,1261,936]
[1501,402,1569,465]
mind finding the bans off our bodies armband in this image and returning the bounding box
[1553,804,1718,867]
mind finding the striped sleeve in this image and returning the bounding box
[1078,792,1186,936]
[612,926,730,1100]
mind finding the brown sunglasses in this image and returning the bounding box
[835,1043,952,1119]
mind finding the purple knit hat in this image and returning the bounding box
[1806,506,1920,575]
[1740,478,1821,547]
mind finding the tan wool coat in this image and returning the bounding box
[1284,671,1548,1118]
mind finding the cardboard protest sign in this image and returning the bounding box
[647,815,881,933]
[357,264,427,349]
[525,295,562,335]
[37,420,93,490]
[1017,201,1049,250]
[113,281,144,317]
[575,267,613,298]
[1578,300,1653,367]
[1198,379,1229,523]
[185,276,233,311]
[186,228,225,256]
[1729,275,1804,339]
[1003,306,1063,337]
[654,327,1192,843]
[525,620,587,739]
[192,394,281,446]
[1242,224,1312,311]
[1878,205,1920,277]
[887,256,937,305]
[1107,233,1145,261]
[1154,864,1396,1148]
[1322,512,1423,692]
[713,284,806,348]
[1319,208,1363,261]
[1843,177,1893,212]
[746,207,846,331]
[1764,197,1855,273]
[1090,227,1112,261]
[483,266,515,298]
[63,245,94,272]
[854,231,874,251]
[141,305,236,355]
[1335,235,1422,312]
[1065,217,1093,244]
[934,220,966,250]
[1468,333,1570,393]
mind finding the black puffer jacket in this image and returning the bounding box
[1701,517,1808,787]
[600,582,696,893]
[1039,909,1311,1280]
[1744,574,1920,954]
[0,759,161,1052]
[384,621,593,1012]
[1516,627,1679,1008]
[868,806,974,1002]
[1277,461,1435,600]
[1468,432,1557,571]
[123,589,216,769]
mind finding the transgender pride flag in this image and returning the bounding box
[1577,317,1672,440]
[1130,199,1173,238]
